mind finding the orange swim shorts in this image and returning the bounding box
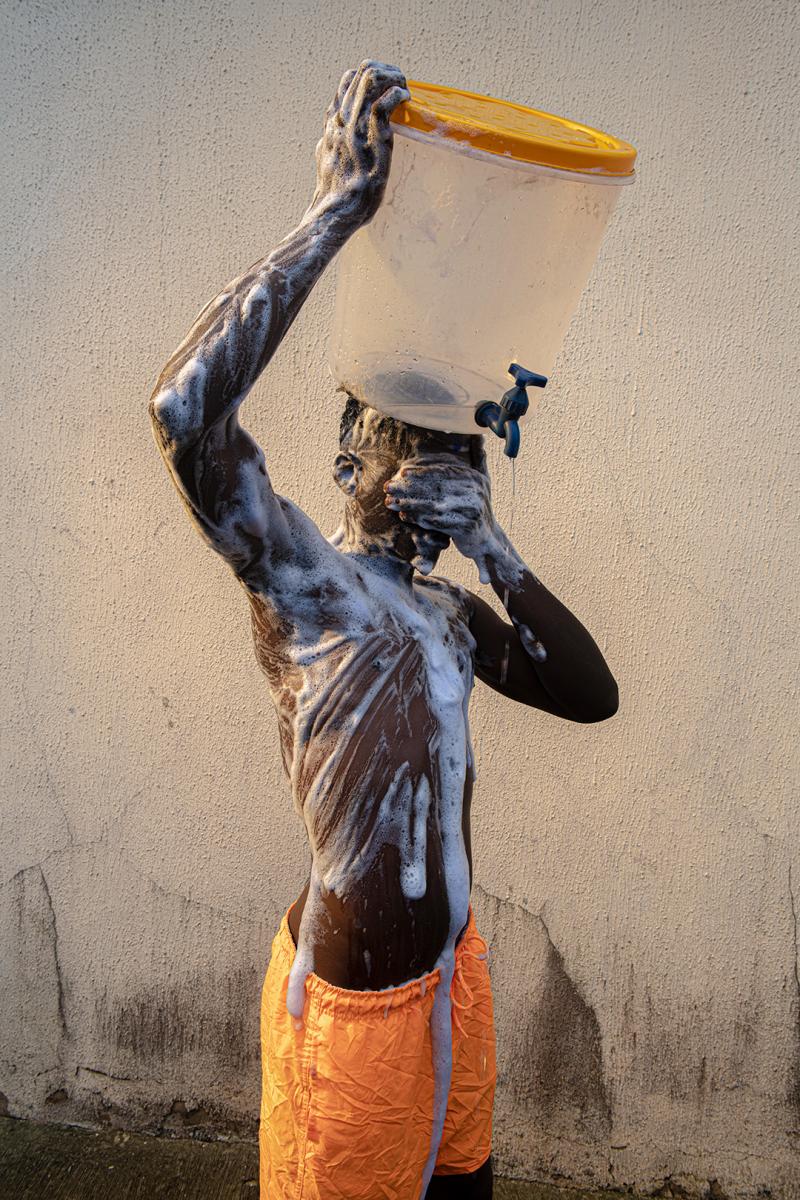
[259,907,496,1200]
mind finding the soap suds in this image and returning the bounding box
[246,535,476,1174]
[514,619,548,663]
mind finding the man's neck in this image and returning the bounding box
[336,510,416,588]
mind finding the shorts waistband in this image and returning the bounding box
[273,906,485,1016]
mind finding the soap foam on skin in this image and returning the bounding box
[149,62,522,1189]
[514,620,548,663]
[273,547,476,1009]
[239,450,539,1182]
[242,497,476,1177]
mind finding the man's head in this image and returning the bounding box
[333,393,487,571]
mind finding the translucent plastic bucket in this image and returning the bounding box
[329,83,635,436]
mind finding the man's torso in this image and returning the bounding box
[245,514,476,989]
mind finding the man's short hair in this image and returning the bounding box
[338,391,487,471]
[339,392,365,445]
[339,392,417,458]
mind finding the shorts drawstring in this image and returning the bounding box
[450,930,489,1037]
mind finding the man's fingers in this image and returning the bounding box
[406,512,454,534]
[386,496,476,535]
[366,85,409,158]
[386,496,445,514]
[385,478,478,503]
[385,463,458,487]
[345,60,406,128]
[372,84,410,124]
[385,492,445,520]
[385,485,446,505]
[400,458,484,479]
[336,68,357,103]
[340,61,381,122]
[326,68,357,124]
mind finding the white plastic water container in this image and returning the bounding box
[329,82,636,437]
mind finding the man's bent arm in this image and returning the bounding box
[470,529,619,723]
[149,212,352,573]
[149,62,409,577]
[383,452,618,722]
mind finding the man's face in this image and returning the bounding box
[339,420,487,570]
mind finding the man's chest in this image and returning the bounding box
[248,580,475,751]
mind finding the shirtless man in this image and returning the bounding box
[150,61,618,1200]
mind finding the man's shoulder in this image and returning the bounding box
[415,572,474,622]
[240,503,384,641]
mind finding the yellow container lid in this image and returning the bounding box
[391,80,636,178]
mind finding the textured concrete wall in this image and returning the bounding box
[2,0,799,1195]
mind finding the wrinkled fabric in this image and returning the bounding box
[259,908,496,1199]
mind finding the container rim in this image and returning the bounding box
[394,124,636,185]
[392,80,637,178]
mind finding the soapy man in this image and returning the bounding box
[150,61,618,1200]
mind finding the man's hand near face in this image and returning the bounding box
[384,451,618,721]
[384,452,499,581]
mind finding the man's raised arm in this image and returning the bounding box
[149,62,409,580]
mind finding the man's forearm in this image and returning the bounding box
[150,61,409,457]
[485,527,619,722]
[150,204,355,453]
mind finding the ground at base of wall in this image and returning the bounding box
[0,1117,630,1200]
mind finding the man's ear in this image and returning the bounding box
[333,451,361,497]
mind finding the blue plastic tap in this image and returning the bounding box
[474,363,548,458]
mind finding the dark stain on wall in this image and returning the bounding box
[163,1098,210,1127]
[2,865,65,1086]
[96,961,261,1077]
[473,885,612,1142]
[789,1045,800,1114]
[512,915,612,1138]
[789,866,800,1113]
[76,1084,258,1141]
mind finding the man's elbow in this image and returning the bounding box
[149,382,202,456]
[148,389,170,437]
[149,355,209,447]
[571,680,619,724]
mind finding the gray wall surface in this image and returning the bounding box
[2,1,799,1196]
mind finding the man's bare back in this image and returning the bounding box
[149,61,618,1196]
